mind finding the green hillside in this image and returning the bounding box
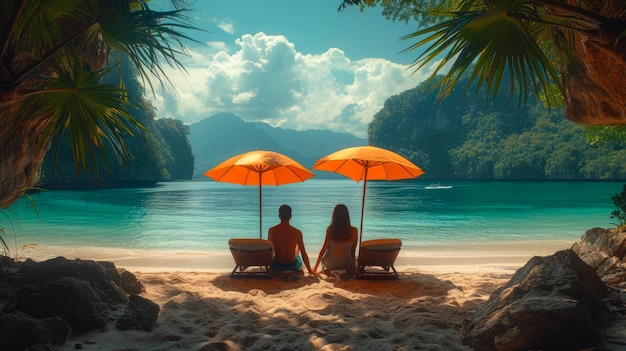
[368,77,626,180]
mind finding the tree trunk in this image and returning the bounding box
[0,103,52,208]
[562,1,626,125]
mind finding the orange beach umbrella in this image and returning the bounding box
[313,145,424,242]
[204,150,314,238]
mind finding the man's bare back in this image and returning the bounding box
[267,204,315,275]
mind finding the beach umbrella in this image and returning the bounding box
[204,149,314,239]
[313,145,424,243]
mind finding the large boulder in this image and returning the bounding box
[571,227,626,288]
[19,256,129,304]
[0,256,157,350]
[11,276,109,333]
[461,249,608,351]
[0,311,71,351]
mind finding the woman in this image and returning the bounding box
[314,204,358,275]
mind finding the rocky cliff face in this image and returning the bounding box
[562,1,626,125]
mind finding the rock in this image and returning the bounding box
[598,256,620,275]
[0,255,160,348]
[116,294,160,332]
[96,260,122,283]
[461,249,608,351]
[0,310,71,351]
[19,257,129,304]
[197,340,242,351]
[24,345,58,351]
[602,271,626,288]
[10,276,109,333]
[119,269,146,295]
[572,227,626,285]
[0,254,19,275]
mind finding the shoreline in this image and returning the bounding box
[15,239,575,274]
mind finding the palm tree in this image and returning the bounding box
[340,0,626,126]
[0,0,197,208]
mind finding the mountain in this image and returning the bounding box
[189,113,366,179]
[367,74,626,180]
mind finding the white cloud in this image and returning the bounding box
[151,32,430,138]
[206,41,229,53]
[215,19,236,34]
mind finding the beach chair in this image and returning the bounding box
[228,238,274,278]
[356,238,402,280]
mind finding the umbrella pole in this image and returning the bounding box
[359,169,368,244]
[259,173,262,239]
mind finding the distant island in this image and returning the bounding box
[367,75,626,180]
[188,113,366,180]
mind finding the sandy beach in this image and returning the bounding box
[52,267,515,351]
[36,244,558,351]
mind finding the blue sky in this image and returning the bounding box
[150,1,433,137]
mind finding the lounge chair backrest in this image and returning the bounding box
[228,238,274,253]
[357,238,402,279]
[228,238,274,278]
[359,238,402,252]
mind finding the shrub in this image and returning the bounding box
[610,184,626,227]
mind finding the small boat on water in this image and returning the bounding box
[425,183,453,190]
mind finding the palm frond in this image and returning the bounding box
[18,55,145,176]
[84,0,200,94]
[402,0,563,105]
[10,0,86,55]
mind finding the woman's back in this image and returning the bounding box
[315,204,358,274]
[322,237,355,271]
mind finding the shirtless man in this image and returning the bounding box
[268,204,316,276]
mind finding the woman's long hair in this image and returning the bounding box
[328,204,352,242]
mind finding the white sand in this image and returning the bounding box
[16,239,574,350]
[55,267,516,351]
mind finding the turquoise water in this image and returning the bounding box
[4,180,621,259]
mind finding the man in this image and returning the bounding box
[268,204,316,276]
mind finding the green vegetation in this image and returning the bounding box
[0,0,198,207]
[41,56,194,187]
[367,75,626,180]
[340,0,626,126]
[611,185,626,227]
[0,197,39,258]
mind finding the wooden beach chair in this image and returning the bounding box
[228,238,274,278]
[356,238,402,280]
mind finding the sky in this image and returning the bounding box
[149,1,433,137]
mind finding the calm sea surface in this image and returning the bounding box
[4,180,622,261]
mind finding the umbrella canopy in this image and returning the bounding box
[313,145,424,242]
[204,150,314,238]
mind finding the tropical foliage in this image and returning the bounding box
[0,0,197,207]
[340,0,626,125]
[611,184,626,227]
[367,74,626,180]
[41,56,194,187]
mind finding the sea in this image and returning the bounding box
[3,180,623,271]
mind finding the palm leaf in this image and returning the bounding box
[402,0,563,105]
[83,0,200,94]
[3,0,198,183]
[18,55,145,177]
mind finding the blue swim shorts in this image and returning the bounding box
[273,255,303,271]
